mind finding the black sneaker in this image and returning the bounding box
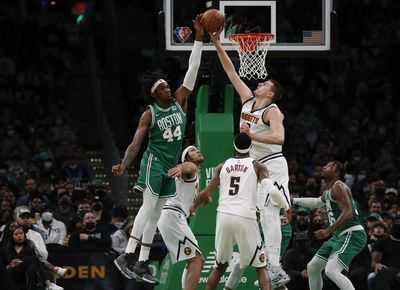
[132,261,159,284]
[114,253,138,279]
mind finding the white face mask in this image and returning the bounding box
[114,221,125,229]
[42,212,53,222]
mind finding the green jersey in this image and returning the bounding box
[325,180,362,236]
[147,100,186,169]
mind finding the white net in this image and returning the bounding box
[229,34,274,80]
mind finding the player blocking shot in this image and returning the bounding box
[112,15,205,284]
[210,25,291,289]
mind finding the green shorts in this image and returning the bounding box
[133,152,176,198]
[315,229,367,271]
[280,222,293,256]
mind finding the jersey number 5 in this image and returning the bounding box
[163,126,182,142]
[229,176,241,196]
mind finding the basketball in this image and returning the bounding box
[200,9,224,33]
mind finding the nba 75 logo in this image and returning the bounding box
[174,27,192,43]
[199,251,248,284]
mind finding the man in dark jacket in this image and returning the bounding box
[282,232,316,290]
[68,211,111,251]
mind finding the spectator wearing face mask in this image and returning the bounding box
[282,232,316,290]
[348,223,387,290]
[67,198,91,234]
[33,204,67,246]
[99,203,128,236]
[111,220,134,254]
[91,195,109,228]
[53,191,74,230]
[68,211,111,251]
[307,214,327,250]
[368,215,400,290]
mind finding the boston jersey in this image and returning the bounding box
[218,157,258,219]
[147,100,186,169]
[240,98,283,160]
[325,181,362,236]
[164,176,198,218]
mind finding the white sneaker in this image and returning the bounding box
[254,264,290,289]
[46,282,64,290]
[54,267,68,278]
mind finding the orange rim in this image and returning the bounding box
[229,33,275,52]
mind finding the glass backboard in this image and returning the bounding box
[163,0,335,55]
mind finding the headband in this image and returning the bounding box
[181,146,196,163]
[233,142,251,154]
[150,79,167,95]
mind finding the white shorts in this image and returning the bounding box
[158,208,201,264]
[215,212,266,268]
[257,155,290,208]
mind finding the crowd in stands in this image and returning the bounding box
[0,1,400,290]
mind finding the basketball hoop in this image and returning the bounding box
[229,33,275,80]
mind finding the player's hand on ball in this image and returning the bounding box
[193,14,205,36]
[209,24,224,43]
[112,164,125,176]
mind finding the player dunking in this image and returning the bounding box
[210,27,291,289]
[194,133,291,290]
[112,16,204,284]
[158,146,208,290]
[292,161,367,290]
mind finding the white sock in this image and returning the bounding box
[125,237,139,254]
[325,256,355,290]
[225,260,246,289]
[307,256,326,290]
[125,189,159,254]
[139,245,151,261]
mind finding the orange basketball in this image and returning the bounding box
[200,9,224,33]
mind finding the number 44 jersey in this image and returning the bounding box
[218,157,258,220]
[147,100,187,169]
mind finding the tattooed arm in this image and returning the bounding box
[111,109,152,176]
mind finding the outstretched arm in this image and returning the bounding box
[175,14,204,112]
[111,109,151,176]
[193,164,222,209]
[210,27,253,104]
[168,162,199,181]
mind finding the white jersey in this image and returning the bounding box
[218,157,258,219]
[163,176,198,218]
[240,98,283,160]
